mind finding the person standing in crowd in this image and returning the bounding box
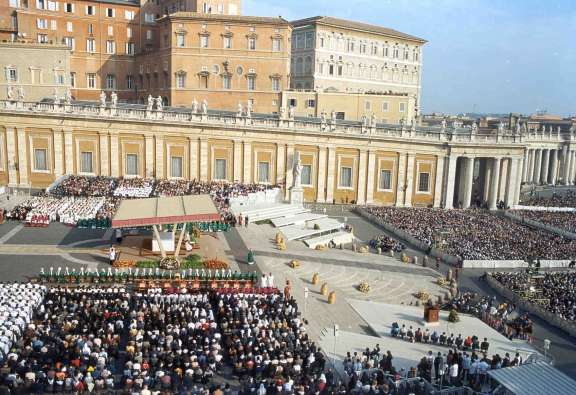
[284,280,291,299]
[449,360,459,386]
[108,245,117,265]
[266,272,274,288]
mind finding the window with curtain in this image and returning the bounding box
[215,159,226,180]
[418,172,430,192]
[222,75,231,89]
[34,149,47,171]
[171,156,183,178]
[379,169,391,190]
[301,164,312,185]
[81,151,93,173]
[126,154,138,175]
[247,76,255,90]
[340,166,352,188]
[258,162,269,183]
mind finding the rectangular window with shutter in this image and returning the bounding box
[171,156,183,178]
[126,154,138,176]
[87,73,96,88]
[339,166,352,188]
[301,164,312,186]
[379,169,392,190]
[81,152,93,173]
[258,162,269,183]
[34,149,47,171]
[418,172,430,192]
[214,159,227,180]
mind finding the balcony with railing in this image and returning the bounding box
[0,98,573,146]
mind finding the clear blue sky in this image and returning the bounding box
[244,0,576,116]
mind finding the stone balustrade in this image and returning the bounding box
[0,99,557,145]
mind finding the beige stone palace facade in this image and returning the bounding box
[1,100,575,209]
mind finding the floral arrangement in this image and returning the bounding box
[203,258,228,269]
[416,290,430,302]
[159,257,180,270]
[358,281,371,293]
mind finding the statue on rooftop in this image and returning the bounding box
[99,90,106,107]
[191,98,198,113]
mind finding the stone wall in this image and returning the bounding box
[505,211,576,240]
[485,274,576,338]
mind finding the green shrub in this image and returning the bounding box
[136,261,158,268]
[448,309,460,323]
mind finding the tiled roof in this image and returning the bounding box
[291,16,426,43]
[160,12,290,26]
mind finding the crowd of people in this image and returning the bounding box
[341,342,523,393]
[511,210,576,233]
[0,285,345,394]
[6,176,278,228]
[4,196,109,227]
[363,207,576,260]
[520,191,576,208]
[492,271,576,322]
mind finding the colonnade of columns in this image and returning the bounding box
[523,147,576,185]
[444,155,521,210]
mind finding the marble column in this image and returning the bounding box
[325,147,336,204]
[533,149,542,185]
[568,151,576,185]
[316,146,327,203]
[275,143,285,187]
[489,157,501,210]
[564,149,572,185]
[285,144,294,201]
[16,127,28,186]
[541,149,550,184]
[356,150,368,205]
[145,135,154,178]
[444,155,458,209]
[109,134,119,177]
[521,149,529,182]
[99,133,109,176]
[5,127,18,186]
[404,153,415,207]
[243,141,251,183]
[154,136,164,179]
[462,157,474,209]
[233,140,242,182]
[505,158,519,208]
[483,159,492,203]
[53,129,64,178]
[550,149,559,185]
[433,156,445,208]
[527,149,535,183]
[561,145,569,183]
[395,153,407,207]
[199,138,208,181]
[365,150,376,204]
[189,138,198,180]
[499,158,509,202]
[63,129,73,175]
